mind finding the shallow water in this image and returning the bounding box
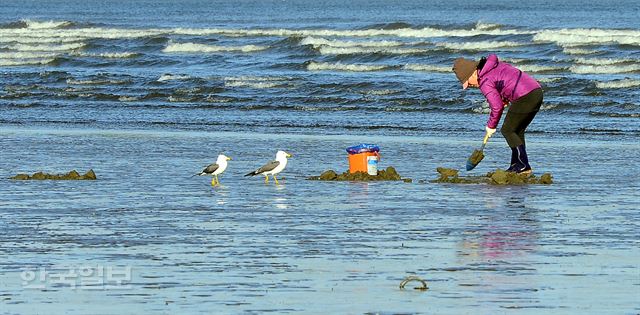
[1,127,638,314]
[1,0,639,313]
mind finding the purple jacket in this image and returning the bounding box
[478,54,541,128]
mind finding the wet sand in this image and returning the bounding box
[0,127,638,314]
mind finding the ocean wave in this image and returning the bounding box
[474,22,503,31]
[8,42,86,52]
[170,26,530,39]
[534,29,640,46]
[562,47,596,55]
[158,74,192,82]
[317,46,426,55]
[224,81,283,89]
[66,79,129,85]
[300,36,404,48]
[0,35,83,44]
[569,64,640,74]
[163,42,267,53]
[595,79,640,89]
[517,64,567,73]
[436,41,524,51]
[23,19,73,29]
[223,76,292,88]
[574,57,637,65]
[402,64,451,72]
[307,61,389,72]
[0,58,55,66]
[0,52,58,59]
[72,52,139,58]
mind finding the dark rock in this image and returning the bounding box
[9,170,98,180]
[432,167,553,185]
[308,166,406,181]
[65,170,81,180]
[82,169,97,180]
[319,170,338,180]
[31,172,46,180]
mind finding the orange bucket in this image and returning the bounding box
[348,152,380,174]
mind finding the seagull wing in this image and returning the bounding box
[245,160,280,176]
[202,163,219,174]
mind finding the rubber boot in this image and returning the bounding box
[514,144,532,175]
[506,146,518,172]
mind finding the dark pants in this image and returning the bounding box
[501,88,543,148]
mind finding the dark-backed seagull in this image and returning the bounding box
[196,154,231,186]
[244,150,292,185]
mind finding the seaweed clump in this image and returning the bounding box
[431,167,552,185]
[10,169,97,180]
[308,166,411,182]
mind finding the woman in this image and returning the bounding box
[452,54,543,175]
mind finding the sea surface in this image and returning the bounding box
[1,0,639,314]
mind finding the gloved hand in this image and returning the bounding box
[485,126,497,138]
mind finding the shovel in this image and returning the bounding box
[466,134,490,171]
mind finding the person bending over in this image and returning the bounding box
[453,54,543,175]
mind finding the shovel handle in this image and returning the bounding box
[479,134,490,151]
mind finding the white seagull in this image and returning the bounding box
[245,150,292,185]
[196,154,231,186]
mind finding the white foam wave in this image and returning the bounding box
[475,22,502,31]
[0,52,58,59]
[300,36,403,48]
[23,20,72,29]
[595,79,640,89]
[158,74,191,82]
[173,26,529,38]
[403,64,451,72]
[436,41,524,51]
[574,57,636,65]
[223,76,291,88]
[518,64,566,73]
[307,62,388,72]
[570,64,640,74]
[0,36,83,44]
[317,46,425,55]
[0,58,54,66]
[562,47,596,55]
[118,96,138,102]
[224,81,282,88]
[537,77,563,83]
[223,76,291,82]
[163,42,267,53]
[73,52,138,58]
[66,79,123,85]
[363,89,401,96]
[10,42,85,52]
[534,29,640,46]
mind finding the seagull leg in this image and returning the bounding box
[273,175,279,185]
[215,174,220,186]
[264,175,269,184]
[211,176,217,186]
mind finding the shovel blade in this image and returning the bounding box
[466,148,485,171]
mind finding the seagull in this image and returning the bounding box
[195,154,231,186]
[244,150,292,185]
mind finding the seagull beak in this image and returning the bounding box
[227,157,232,161]
[286,153,292,158]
